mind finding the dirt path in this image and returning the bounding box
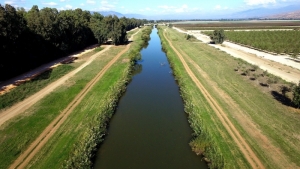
[9,30,140,169]
[163,29,265,169]
[0,45,112,127]
[178,47,297,168]
[173,27,300,84]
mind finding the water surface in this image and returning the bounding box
[93,28,207,169]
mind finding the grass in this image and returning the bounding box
[158,27,300,168]
[159,27,248,168]
[0,44,106,111]
[23,27,150,168]
[0,45,120,169]
[0,65,74,110]
[94,46,104,52]
[0,27,145,169]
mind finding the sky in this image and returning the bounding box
[1,0,300,16]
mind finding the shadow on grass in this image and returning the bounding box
[32,69,53,81]
[271,91,297,108]
[286,57,300,63]
[259,83,269,87]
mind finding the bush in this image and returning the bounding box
[210,29,226,44]
[292,82,300,108]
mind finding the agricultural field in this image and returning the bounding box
[224,31,300,55]
[174,20,300,30]
[158,26,300,169]
[201,30,300,55]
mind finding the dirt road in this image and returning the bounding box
[9,29,140,169]
[173,27,300,83]
[0,45,112,127]
[163,29,265,169]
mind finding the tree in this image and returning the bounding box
[89,13,107,44]
[279,85,291,97]
[292,82,300,108]
[210,29,225,44]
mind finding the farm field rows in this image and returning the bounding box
[0,27,147,169]
[203,30,300,55]
[174,21,300,30]
[158,26,300,169]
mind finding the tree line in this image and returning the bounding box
[0,4,147,81]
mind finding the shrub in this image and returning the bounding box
[292,82,300,108]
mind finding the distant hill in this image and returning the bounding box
[264,10,300,19]
[92,11,147,19]
[91,5,300,20]
[230,5,300,19]
[97,11,124,17]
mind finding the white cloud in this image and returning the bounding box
[65,4,72,9]
[244,0,276,6]
[80,3,85,6]
[214,5,221,10]
[175,4,189,13]
[4,0,25,5]
[42,2,57,6]
[158,4,198,13]
[87,0,96,4]
[97,0,116,11]
[214,5,229,10]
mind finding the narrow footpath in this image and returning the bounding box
[163,29,265,169]
[8,30,140,169]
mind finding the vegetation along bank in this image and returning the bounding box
[158,26,300,169]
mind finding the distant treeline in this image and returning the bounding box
[0,4,147,81]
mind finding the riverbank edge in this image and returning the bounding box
[62,26,153,168]
[157,27,224,168]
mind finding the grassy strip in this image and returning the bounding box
[0,44,106,111]
[158,27,243,168]
[0,65,74,110]
[25,27,152,168]
[159,27,300,168]
[0,45,120,169]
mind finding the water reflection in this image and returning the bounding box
[93,28,207,169]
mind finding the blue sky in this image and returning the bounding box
[1,0,299,16]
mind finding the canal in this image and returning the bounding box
[93,28,207,169]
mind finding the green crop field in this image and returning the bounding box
[225,30,300,54]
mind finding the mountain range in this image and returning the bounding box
[96,5,300,20]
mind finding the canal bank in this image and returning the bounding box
[93,28,207,169]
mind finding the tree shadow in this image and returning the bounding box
[32,69,53,81]
[286,57,300,63]
[271,91,297,108]
[259,82,269,87]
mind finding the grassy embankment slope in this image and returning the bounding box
[0,27,151,169]
[25,27,152,168]
[158,26,300,169]
[0,46,105,110]
[0,46,108,169]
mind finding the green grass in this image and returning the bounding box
[158,27,300,169]
[158,27,248,168]
[0,65,74,110]
[0,45,122,169]
[94,46,104,52]
[24,27,150,168]
[0,44,106,111]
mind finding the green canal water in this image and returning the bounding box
[93,28,207,169]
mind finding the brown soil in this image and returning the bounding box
[163,29,265,169]
[8,29,140,169]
